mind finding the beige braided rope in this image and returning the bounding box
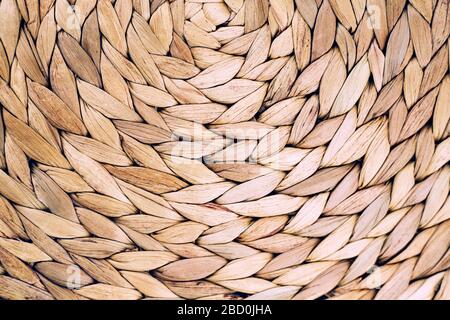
[0,0,449,300]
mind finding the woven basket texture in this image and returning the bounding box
[0,0,449,300]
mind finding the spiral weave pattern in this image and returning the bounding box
[0,0,449,300]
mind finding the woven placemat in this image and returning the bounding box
[0,0,449,300]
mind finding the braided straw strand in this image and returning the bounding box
[0,0,449,300]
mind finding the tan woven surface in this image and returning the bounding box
[0,0,449,300]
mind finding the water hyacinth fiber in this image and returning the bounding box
[0,0,449,300]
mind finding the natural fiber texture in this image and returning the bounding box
[0,0,449,301]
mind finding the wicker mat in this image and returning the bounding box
[0,0,449,300]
